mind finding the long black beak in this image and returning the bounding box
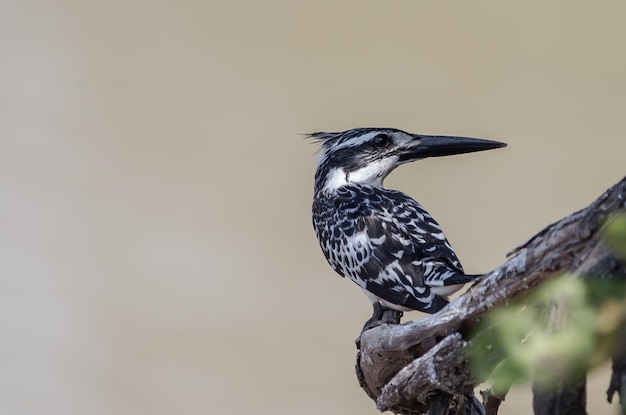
[399,135,506,162]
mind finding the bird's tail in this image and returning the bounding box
[441,272,483,286]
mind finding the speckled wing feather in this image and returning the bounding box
[313,184,471,313]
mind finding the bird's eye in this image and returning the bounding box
[372,134,391,148]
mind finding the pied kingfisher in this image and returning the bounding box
[310,128,506,328]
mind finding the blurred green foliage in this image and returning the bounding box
[469,211,626,396]
[606,211,626,261]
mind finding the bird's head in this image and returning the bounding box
[309,128,506,194]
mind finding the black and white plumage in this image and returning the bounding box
[310,128,506,327]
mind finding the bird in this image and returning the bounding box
[309,128,506,329]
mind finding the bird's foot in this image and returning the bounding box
[361,309,403,332]
[356,303,403,348]
[356,309,403,349]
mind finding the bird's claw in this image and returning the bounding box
[361,309,403,332]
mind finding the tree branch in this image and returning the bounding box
[355,176,626,414]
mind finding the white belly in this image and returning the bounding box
[360,288,413,311]
[431,284,465,297]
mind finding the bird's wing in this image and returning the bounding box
[327,187,464,312]
[350,191,460,312]
[312,186,469,313]
[383,189,464,272]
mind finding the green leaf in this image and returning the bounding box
[605,211,626,260]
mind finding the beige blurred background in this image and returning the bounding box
[1,1,625,414]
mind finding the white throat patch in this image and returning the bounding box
[323,168,348,192]
[323,157,397,192]
[347,158,396,186]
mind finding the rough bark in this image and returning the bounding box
[355,176,626,415]
[532,374,587,415]
[607,323,626,414]
[480,388,506,415]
